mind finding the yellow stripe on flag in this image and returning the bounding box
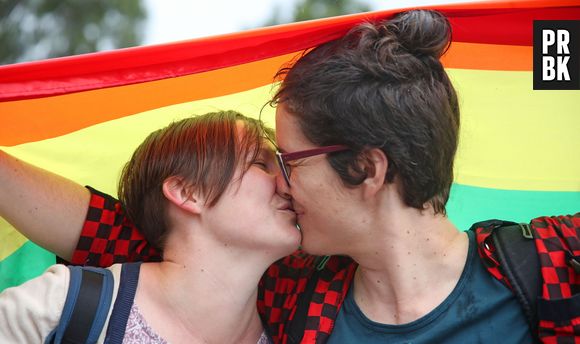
[0,219,28,261]
[452,68,580,191]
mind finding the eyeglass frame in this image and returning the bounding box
[275,145,349,187]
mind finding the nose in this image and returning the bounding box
[275,170,291,199]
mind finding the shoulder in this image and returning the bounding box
[530,213,580,232]
[0,264,70,343]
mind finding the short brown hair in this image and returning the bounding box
[118,110,272,251]
[272,10,459,214]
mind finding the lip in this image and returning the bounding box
[277,202,295,212]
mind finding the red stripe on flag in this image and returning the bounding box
[0,2,578,101]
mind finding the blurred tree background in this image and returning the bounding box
[0,0,372,66]
[0,0,146,65]
[264,0,371,26]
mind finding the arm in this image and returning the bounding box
[0,150,160,266]
[0,150,90,261]
[0,264,69,343]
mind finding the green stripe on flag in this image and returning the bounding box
[0,241,55,291]
[448,183,580,231]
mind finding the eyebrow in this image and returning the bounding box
[272,143,287,153]
[258,147,276,157]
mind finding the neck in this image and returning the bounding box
[136,228,274,343]
[349,204,469,325]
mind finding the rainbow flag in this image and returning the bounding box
[1,0,579,291]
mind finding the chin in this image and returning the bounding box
[298,235,332,256]
[270,241,300,261]
[274,226,302,255]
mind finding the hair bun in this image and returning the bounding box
[387,10,451,58]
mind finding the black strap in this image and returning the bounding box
[491,223,540,339]
[62,270,104,344]
[287,269,320,344]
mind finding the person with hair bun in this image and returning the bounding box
[2,10,574,343]
[267,10,532,343]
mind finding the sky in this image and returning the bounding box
[143,0,480,46]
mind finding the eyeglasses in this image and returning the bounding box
[276,145,349,187]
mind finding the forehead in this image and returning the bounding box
[275,104,313,152]
[235,120,275,154]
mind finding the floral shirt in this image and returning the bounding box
[124,303,271,344]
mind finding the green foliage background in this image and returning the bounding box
[0,0,146,65]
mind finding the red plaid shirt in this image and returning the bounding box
[474,215,580,343]
[72,187,579,343]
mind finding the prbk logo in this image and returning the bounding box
[533,21,580,90]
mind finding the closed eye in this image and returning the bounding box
[288,159,307,168]
[252,160,268,170]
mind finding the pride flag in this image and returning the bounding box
[1,0,579,291]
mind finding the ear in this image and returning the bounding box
[162,176,203,215]
[360,148,388,199]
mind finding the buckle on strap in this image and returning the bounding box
[518,223,533,239]
[566,251,580,274]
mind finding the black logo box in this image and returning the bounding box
[533,20,580,90]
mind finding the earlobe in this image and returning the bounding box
[362,148,388,199]
[162,176,203,214]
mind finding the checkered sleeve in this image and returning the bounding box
[258,251,356,343]
[532,213,580,343]
[300,256,356,343]
[474,214,580,343]
[69,186,161,267]
[258,250,316,343]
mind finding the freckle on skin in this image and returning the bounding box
[407,251,411,255]
[426,238,430,242]
[397,264,400,268]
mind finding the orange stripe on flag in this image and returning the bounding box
[0,54,295,147]
[442,42,532,71]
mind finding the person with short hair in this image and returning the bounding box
[0,111,300,343]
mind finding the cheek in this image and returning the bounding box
[292,165,336,203]
[288,171,312,202]
[245,172,276,201]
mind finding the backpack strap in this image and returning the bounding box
[286,262,321,344]
[471,220,540,340]
[491,223,540,333]
[48,266,114,344]
[286,255,336,343]
[104,262,142,344]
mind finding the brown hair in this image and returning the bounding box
[118,110,272,251]
[272,10,459,214]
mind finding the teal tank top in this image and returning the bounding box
[327,230,532,343]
